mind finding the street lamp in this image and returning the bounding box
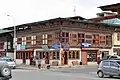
[7,15,16,60]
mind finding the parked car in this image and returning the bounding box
[97,55,120,65]
[97,59,120,78]
[0,57,16,69]
[0,60,12,80]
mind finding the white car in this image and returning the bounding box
[0,57,16,69]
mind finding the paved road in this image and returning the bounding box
[11,66,120,80]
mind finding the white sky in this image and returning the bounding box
[0,0,120,29]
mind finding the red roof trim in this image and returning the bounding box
[88,15,118,21]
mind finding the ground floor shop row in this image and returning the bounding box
[13,48,113,66]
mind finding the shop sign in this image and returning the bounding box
[63,43,70,51]
[41,45,49,50]
[51,42,60,49]
[81,42,91,48]
[17,44,26,50]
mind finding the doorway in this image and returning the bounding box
[64,51,68,64]
[22,52,26,64]
[45,52,49,64]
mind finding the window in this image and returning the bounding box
[110,61,118,67]
[86,35,92,39]
[103,61,109,66]
[72,51,75,58]
[69,51,80,59]
[78,33,81,38]
[82,39,85,43]
[42,34,48,44]
[66,33,69,37]
[57,52,59,59]
[55,32,60,39]
[52,52,60,59]
[72,34,77,38]
[76,51,79,58]
[62,32,65,37]
[82,34,85,38]
[117,33,120,41]
[69,51,72,59]
[86,40,92,43]
[52,52,56,59]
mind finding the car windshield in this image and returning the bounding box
[0,58,13,62]
[117,61,120,65]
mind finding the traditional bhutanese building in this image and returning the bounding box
[3,16,115,66]
[89,3,120,56]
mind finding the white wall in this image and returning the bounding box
[68,60,81,66]
[26,59,30,65]
[49,60,60,66]
[16,59,22,65]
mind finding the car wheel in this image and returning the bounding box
[0,66,11,77]
[109,75,113,78]
[13,67,16,69]
[97,71,104,78]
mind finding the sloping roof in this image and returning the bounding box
[88,15,118,21]
[100,18,120,26]
[98,3,120,12]
[0,29,13,34]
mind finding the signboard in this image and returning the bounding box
[63,43,70,51]
[41,45,49,50]
[51,42,60,49]
[81,43,91,48]
[17,44,26,50]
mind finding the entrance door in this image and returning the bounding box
[64,51,68,64]
[45,52,49,64]
[23,52,26,64]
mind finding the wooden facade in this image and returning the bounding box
[3,17,115,65]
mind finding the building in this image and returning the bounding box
[97,3,120,56]
[3,16,114,66]
[0,29,13,58]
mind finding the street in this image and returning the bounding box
[10,66,120,80]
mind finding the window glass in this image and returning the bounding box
[76,51,79,58]
[117,61,120,65]
[52,52,56,59]
[72,51,75,58]
[57,52,59,59]
[102,61,109,66]
[69,51,72,59]
[110,62,118,67]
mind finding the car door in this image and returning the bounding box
[110,61,119,76]
[102,61,111,74]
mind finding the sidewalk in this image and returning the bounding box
[16,64,98,70]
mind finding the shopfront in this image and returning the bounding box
[34,49,61,66]
[16,49,34,65]
[81,48,99,65]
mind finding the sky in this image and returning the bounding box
[0,0,120,29]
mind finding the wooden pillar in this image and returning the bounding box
[81,50,87,65]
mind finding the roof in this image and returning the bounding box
[101,18,120,25]
[66,16,86,20]
[0,29,13,34]
[88,15,118,21]
[98,3,120,12]
[3,16,119,31]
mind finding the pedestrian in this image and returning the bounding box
[38,58,41,69]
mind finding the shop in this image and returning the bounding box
[61,48,81,66]
[16,49,34,65]
[99,49,111,59]
[81,48,99,65]
[0,50,6,57]
[34,49,61,66]
[34,48,81,66]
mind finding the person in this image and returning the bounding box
[37,58,41,69]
